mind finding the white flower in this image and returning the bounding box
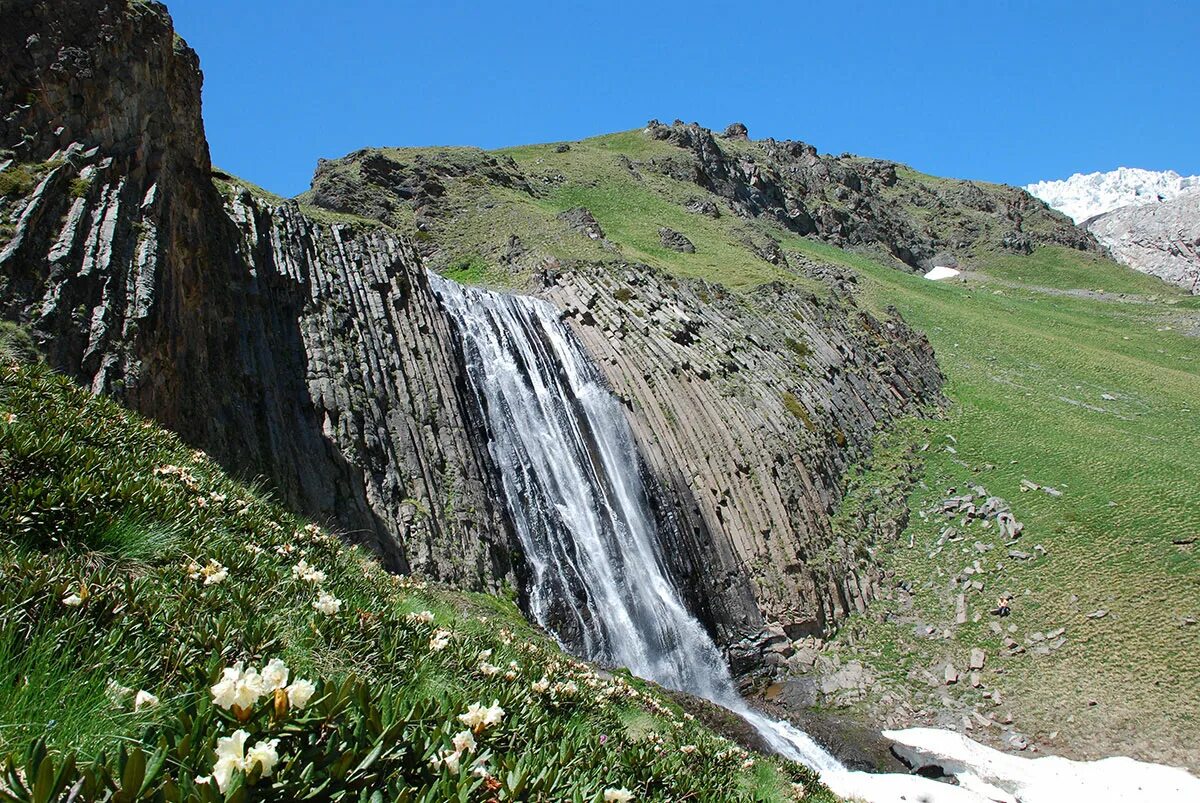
[429,628,451,651]
[211,730,281,792]
[442,750,463,774]
[477,649,492,661]
[260,658,289,691]
[292,559,326,584]
[286,678,316,710]
[62,593,83,607]
[133,690,159,711]
[312,591,342,615]
[604,789,634,802]
[680,744,697,755]
[531,677,550,694]
[452,730,476,754]
[189,559,228,585]
[478,661,500,677]
[211,663,266,712]
[213,729,249,792]
[741,758,755,769]
[106,680,133,706]
[246,738,280,777]
[405,610,435,625]
[194,775,210,785]
[458,699,505,733]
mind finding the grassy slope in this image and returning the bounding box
[792,240,1200,767]
[354,126,1200,766]
[0,354,831,802]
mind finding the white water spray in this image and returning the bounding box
[431,274,841,771]
[431,273,1200,803]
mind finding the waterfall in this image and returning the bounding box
[430,273,843,773]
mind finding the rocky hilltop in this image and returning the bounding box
[1,0,942,653]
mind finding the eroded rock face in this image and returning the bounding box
[0,0,515,587]
[643,119,1098,269]
[1086,193,1200,293]
[538,263,943,642]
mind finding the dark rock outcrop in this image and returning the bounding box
[658,226,695,252]
[0,0,515,587]
[642,119,1098,270]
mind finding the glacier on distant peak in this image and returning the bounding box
[1026,167,1200,224]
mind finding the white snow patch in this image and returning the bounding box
[924,266,961,281]
[1026,167,1200,224]
[872,727,1200,803]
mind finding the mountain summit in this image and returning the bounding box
[1026,167,1200,224]
[1028,168,1200,293]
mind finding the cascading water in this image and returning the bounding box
[429,275,1200,803]
[430,273,842,774]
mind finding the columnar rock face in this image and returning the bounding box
[0,0,945,651]
[0,0,515,587]
[538,264,942,642]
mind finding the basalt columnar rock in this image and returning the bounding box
[0,0,515,587]
[1,0,945,654]
[536,263,942,642]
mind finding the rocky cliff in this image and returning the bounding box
[1083,193,1200,294]
[0,0,515,587]
[302,129,950,645]
[537,264,941,645]
[0,0,945,652]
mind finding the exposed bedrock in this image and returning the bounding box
[0,0,514,587]
[536,262,944,645]
[1,0,946,654]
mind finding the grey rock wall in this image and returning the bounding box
[0,0,515,588]
[1086,193,1200,294]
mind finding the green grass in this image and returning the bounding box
[981,245,1195,298]
[0,357,833,801]
[818,243,1200,767]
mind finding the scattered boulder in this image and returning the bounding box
[721,122,749,140]
[944,664,959,685]
[968,648,986,670]
[659,226,696,253]
[685,197,721,218]
[558,207,606,240]
[553,143,571,153]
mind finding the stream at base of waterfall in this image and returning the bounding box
[431,274,1200,803]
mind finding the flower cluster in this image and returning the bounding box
[187,559,228,585]
[457,700,504,734]
[154,463,200,491]
[200,729,280,792]
[429,628,452,652]
[211,659,316,721]
[313,591,341,615]
[604,789,634,802]
[291,559,326,584]
[429,729,487,776]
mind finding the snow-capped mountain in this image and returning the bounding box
[1026,168,1200,294]
[1026,167,1200,224]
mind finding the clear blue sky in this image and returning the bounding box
[166,0,1200,198]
